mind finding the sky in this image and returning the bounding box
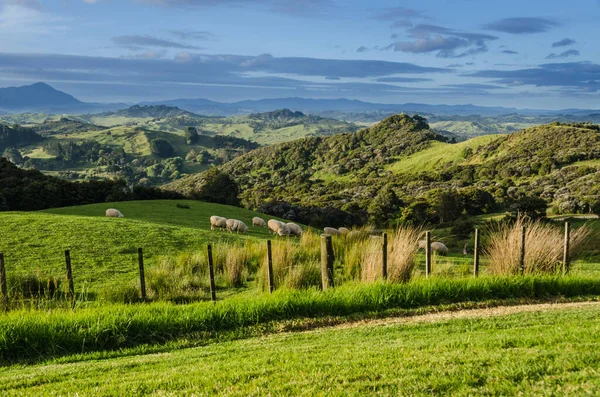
[1,0,600,109]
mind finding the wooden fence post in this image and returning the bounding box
[563,222,570,275]
[382,233,388,280]
[0,253,7,312]
[64,250,75,309]
[207,244,216,302]
[137,248,147,301]
[425,231,431,278]
[267,240,274,293]
[520,226,526,275]
[320,234,335,289]
[473,229,480,277]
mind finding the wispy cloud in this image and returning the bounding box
[552,38,576,48]
[545,49,580,59]
[112,35,204,50]
[470,61,600,92]
[134,0,334,16]
[166,29,216,40]
[484,17,559,34]
[387,24,497,58]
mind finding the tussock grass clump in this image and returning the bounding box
[360,238,383,282]
[225,246,249,288]
[147,253,208,300]
[387,226,424,283]
[486,216,590,275]
[258,237,321,290]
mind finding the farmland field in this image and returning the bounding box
[1,302,598,396]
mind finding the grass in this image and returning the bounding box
[1,275,599,364]
[0,200,291,300]
[386,135,502,175]
[1,303,599,395]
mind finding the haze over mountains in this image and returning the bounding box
[2,82,600,118]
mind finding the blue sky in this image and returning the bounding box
[1,0,600,108]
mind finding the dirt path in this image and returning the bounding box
[323,301,600,332]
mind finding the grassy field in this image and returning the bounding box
[1,303,598,395]
[0,200,291,298]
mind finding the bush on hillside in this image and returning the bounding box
[150,139,175,158]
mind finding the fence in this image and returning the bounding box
[0,223,577,312]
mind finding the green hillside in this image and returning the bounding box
[0,200,291,297]
[3,108,357,185]
[166,117,600,226]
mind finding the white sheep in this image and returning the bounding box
[268,219,290,236]
[418,240,449,255]
[226,219,249,234]
[286,222,303,236]
[252,217,267,227]
[338,227,350,235]
[105,208,124,218]
[210,215,227,231]
[323,227,341,236]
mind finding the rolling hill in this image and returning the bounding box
[165,116,600,226]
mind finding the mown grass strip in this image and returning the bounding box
[1,275,599,364]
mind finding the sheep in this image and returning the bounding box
[323,227,341,236]
[338,227,350,235]
[268,219,290,236]
[418,240,449,255]
[210,215,227,231]
[105,208,124,218]
[286,222,303,236]
[252,217,267,228]
[226,219,249,234]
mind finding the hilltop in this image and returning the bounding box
[166,117,600,226]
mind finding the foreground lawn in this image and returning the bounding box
[2,304,598,396]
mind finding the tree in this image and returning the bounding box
[191,168,240,206]
[367,186,402,227]
[508,196,547,220]
[184,127,199,144]
[150,139,175,158]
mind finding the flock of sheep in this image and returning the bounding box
[106,208,448,254]
[210,215,304,236]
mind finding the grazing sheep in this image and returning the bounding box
[287,222,303,236]
[252,217,267,228]
[418,240,449,255]
[268,219,291,236]
[323,227,341,236]
[338,227,350,235]
[105,208,124,218]
[210,215,227,231]
[226,219,249,234]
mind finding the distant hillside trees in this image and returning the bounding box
[0,157,182,211]
[184,127,199,144]
[150,139,175,158]
[0,124,43,151]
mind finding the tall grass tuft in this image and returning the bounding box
[360,238,383,282]
[225,245,249,288]
[147,253,208,300]
[387,226,424,283]
[486,216,590,275]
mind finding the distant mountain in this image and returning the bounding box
[101,105,201,119]
[0,83,127,114]
[142,96,600,118]
[0,82,82,109]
